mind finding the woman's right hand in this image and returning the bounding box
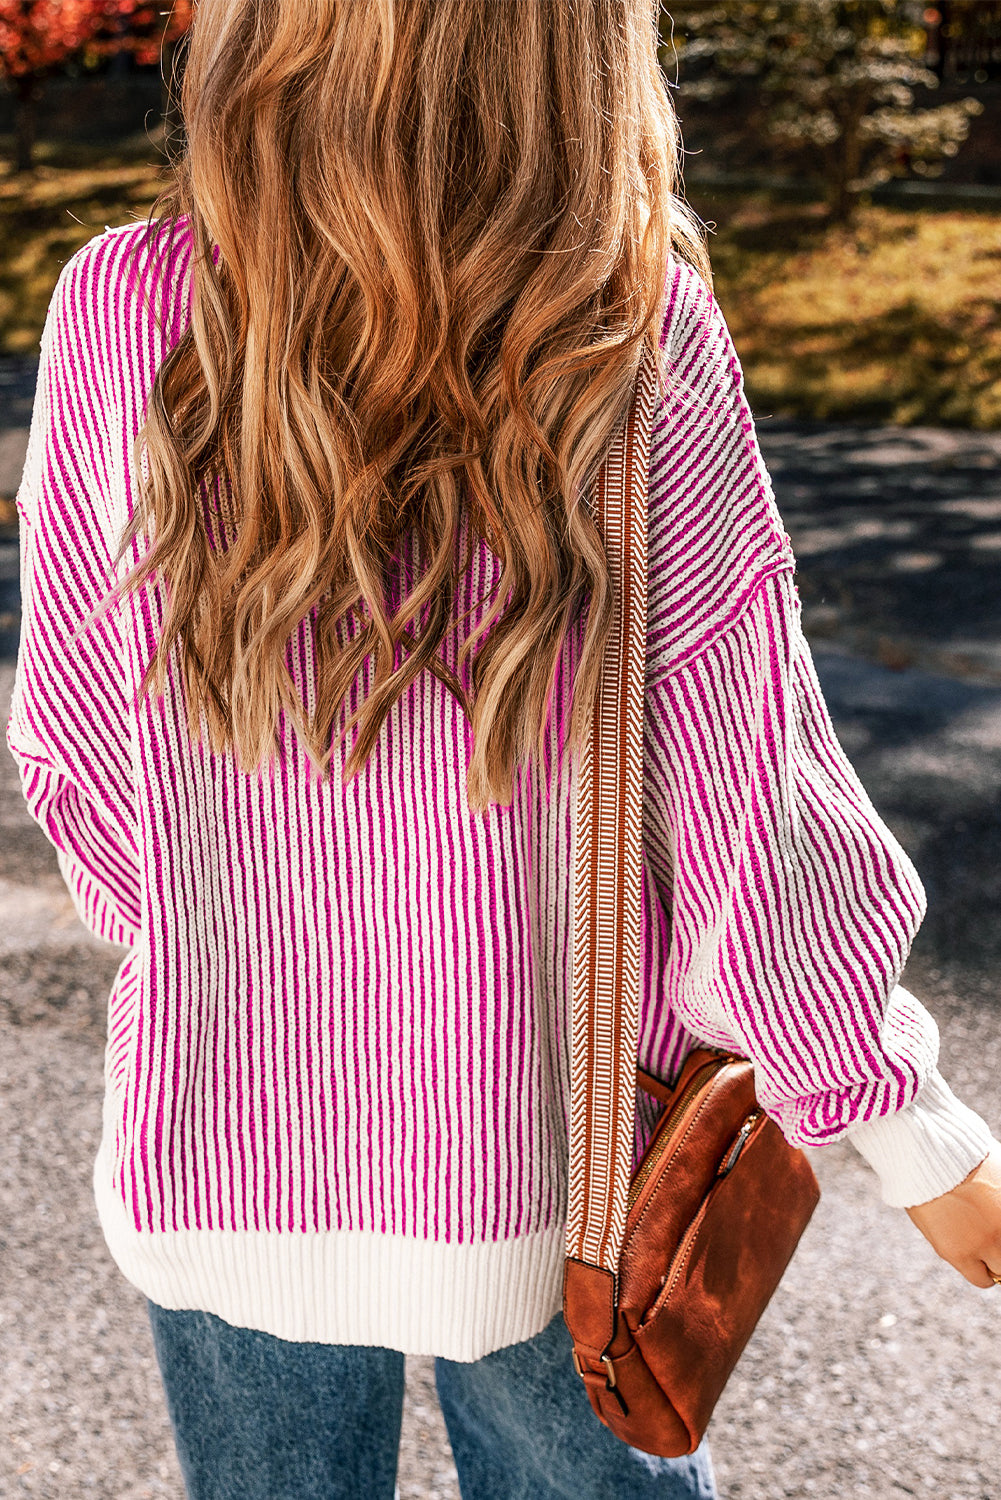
[905,1142,1001,1288]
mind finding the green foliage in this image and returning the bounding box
[661,2,984,220]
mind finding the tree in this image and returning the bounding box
[1,0,111,173]
[0,0,193,174]
[662,1,985,223]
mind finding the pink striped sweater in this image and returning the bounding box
[7,220,994,1360]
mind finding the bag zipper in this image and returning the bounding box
[638,1108,769,1327]
[626,1053,731,1212]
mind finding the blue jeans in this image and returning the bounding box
[147,1302,719,1500]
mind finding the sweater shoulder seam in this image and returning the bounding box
[647,558,797,691]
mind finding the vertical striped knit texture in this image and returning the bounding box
[7,219,946,1353]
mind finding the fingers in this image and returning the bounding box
[886,1201,1000,1284]
[953,1256,1001,1290]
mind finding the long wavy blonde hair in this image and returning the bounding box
[106,0,711,811]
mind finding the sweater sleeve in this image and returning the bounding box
[643,565,995,1208]
[5,242,142,950]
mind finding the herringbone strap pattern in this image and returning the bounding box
[566,338,658,1275]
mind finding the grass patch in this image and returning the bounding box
[703,191,1001,429]
[2,153,1000,428]
[0,138,166,354]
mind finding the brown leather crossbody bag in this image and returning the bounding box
[562,338,821,1458]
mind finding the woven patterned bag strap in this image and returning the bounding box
[565,338,659,1278]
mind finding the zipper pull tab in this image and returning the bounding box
[718,1110,762,1177]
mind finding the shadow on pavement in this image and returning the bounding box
[757,420,1001,682]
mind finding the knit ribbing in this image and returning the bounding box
[846,1067,994,1208]
[92,1144,567,1359]
[7,220,995,1357]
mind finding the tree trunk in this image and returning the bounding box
[827,110,863,225]
[829,171,859,225]
[937,0,952,81]
[13,75,41,175]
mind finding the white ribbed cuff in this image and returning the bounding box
[845,1067,997,1208]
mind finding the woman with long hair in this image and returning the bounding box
[8,2,1001,1496]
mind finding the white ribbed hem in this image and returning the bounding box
[845,1066,996,1208]
[93,1143,566,1361]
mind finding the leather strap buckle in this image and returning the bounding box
[571,1347,618,1389]
[573,1346,629,1417]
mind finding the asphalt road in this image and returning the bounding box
[2,407,1001,1498]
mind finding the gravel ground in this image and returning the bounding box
[3,411,1001,1497]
